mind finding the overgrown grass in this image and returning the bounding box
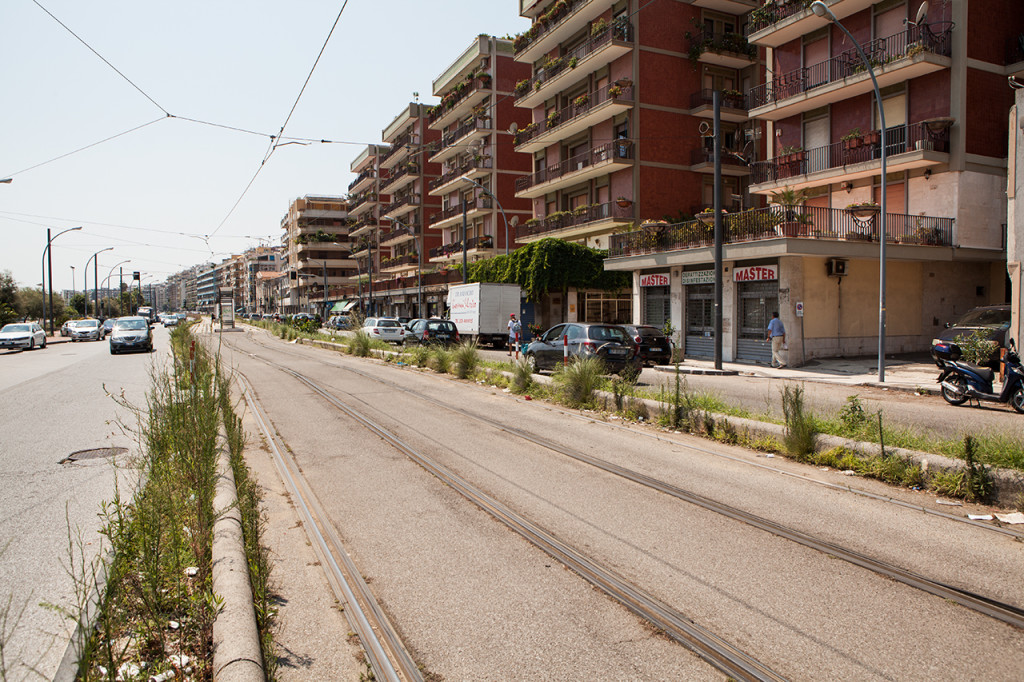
[452,342,480,380]
[75,324,274,680]
[552,356,605,408]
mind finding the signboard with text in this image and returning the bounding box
[733,265,778,282]
[639,273,670,287]
[680,270,714,286]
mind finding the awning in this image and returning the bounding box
[331,300,359,313]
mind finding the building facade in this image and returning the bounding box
[280,195,353,316]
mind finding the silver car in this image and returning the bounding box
[109,317,154,354]
[70,318,102,341]
[0,323,46,350]
[361,317,404,343]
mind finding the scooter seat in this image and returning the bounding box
[952,361,994,383]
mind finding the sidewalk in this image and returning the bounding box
[654,353,942,394]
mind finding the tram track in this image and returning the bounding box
[225,330,1024,634]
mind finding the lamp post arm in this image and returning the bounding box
[460,176,509,255]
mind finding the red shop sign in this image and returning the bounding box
[733,265,778,282]
[640,273,670,287]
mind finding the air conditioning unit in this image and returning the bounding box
[826,258,848,277]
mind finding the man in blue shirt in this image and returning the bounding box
[766,311,786,368]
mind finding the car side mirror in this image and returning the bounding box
[944,322,952,329]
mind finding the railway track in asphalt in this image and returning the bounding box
[227,331,1024,631]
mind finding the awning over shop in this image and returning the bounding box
[330,300,359,313]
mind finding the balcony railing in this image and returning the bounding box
[688,29,757,61]
[382,193,420,215]
[428,156,493,192]
[515,141,633,194]
[748,24,953,109]
[513,82,633,148]
[380,222,420,243]
[431,117,492,160]
[380,253,419,269]
[381,131,413,165]
[513,0,591,56]
[429,241,464,259]
[516,201,633,238]
[691,147,753,168]
[750,120,951,184]
[429,196,493,226]
[466,235,494,250]
[745,0,813,36]
[608,206,953,257]
[347,168,377,192]
[690,88,748,111]
[350,192,378,211]
[380,163,419,192]
[514,20,633,101]
[427,75,490,126]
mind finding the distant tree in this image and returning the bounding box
[16,288,45,320]
[0,271,16,325]
[69,292,87,315]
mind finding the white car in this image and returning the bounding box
[0,323,46,350]
[361,317,404,343]
[70,318,102,342]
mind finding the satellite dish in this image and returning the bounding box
[915,1,928,25]
[510,216,519,227]
[508,122,518,134]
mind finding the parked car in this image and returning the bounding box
[61,319,76,337]
[931,304,1011,368]
[404,318,460,346]
[70,318,102,342]
[0,322,46,350]
[524,323,639,374]
[292,313,321,326]
[164,314,179,327]
[109,316,154,354]
[620,324,672,366]
[102,318,115,338]
[327,314,352,330]
[361,317,404,343]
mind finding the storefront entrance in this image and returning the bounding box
[736,279,778,364]
[685,283,715,358]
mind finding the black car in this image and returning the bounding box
[524,323,639,374]
[109,316,154,354]
[621,324,672,366]
[931,304,1010,368]
[404,318,460,346]
[292,313,322,326]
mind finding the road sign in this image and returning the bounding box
[795,301,804,317]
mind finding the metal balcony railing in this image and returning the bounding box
[750,120,951,184]
[430,117,492,160]
[515,141,633,194]
[429,241,464,259]
[516,201,633,238]
[513,82,633,148]
[382,193,420,215]
[745,0,813,36]
[380,222,420,243]
[747,24,953,109]
[347,168,376,192]
[428,156,493,192]
[428,76,489,126]
[380,163,419,191]
[428,196,493,226]
[381,132,413,165]
[513,0,591,56]
[608,205,953,257]
[689,88,748,111]
[688,29,757,61]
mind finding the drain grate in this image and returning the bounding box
[60,446,129,464]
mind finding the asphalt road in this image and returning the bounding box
[221,326,1024,680]
[0,330,169,680]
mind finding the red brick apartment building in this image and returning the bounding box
[606,0,1022,365]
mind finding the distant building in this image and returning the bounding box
[280,195,352,315]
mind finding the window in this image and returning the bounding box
[581,291,632,323]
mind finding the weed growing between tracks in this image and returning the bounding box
[72,324,275,680]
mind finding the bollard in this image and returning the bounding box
[563,334,569,366]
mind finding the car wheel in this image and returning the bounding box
[110,348,117,355]
[941,374,969,406]
[41,338,46,348]
[29,339,35,350]
[1011,387,1024,415]
[525,353,538,373]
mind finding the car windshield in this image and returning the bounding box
[588,326,630,343]
[2,324,30,333]
[636,327,663,338]
[427,321,454,331]
[79,320,99,328]
[955,309,1010,328]
[115,319,147,331]
[378,320,400,328]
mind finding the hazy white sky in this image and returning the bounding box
[1,0,528,291]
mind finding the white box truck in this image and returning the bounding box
[447,282,522,348]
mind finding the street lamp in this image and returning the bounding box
[41,226,83,334]
[382,214,423,317]
[811,0,888,382]
[0,178,11,184]
[102,260,130,317]
[305,258,329,322]
[458,175,511,255]
[70,266,76,313]
[84,247,114,318]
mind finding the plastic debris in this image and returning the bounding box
[995,512,1024,524]
[765,453,775,458]
[168,620,180,630]
[150,672,174,682]
[935,499,962,506]
[842,470,856,475]
[117,662,141,680]
[524,396,532,400]
[169,655,190,668]
[967,514,993,521]
[185,566,198,578]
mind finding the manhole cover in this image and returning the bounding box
[59,447,129,465]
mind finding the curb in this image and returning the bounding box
[211,430,265,681]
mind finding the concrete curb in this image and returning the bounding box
[212,431,265,681]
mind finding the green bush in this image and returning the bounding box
[429,347,453,374]
[553,356,605,408]
[510,358,534,394]
[347,331,371,357]
[782,384,817,459]
[452,342,480,379]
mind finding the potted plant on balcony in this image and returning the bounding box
[608,84,623,98]
[845,200,879,220]
[777,145,805,178]
[841,127,864,150]
[616,196,633,208]
[615,78,633,88]
[546,110,561,129]
[770,186,808,236]
[573,94,589,109]
[591,18,608,37]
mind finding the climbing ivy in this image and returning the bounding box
[463,238,629,302]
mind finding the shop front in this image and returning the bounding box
[734,263,779,364]
[640,272,670,331]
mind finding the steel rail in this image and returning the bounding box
[236,372,422,682]
[228,331,1024,631]
[236,350,788,681]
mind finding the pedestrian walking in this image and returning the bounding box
[508,313,521,356]
[766,311,786,368]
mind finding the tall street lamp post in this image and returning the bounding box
[458,176,512,255]
[84,248,114,318]
[811,0,888,382]
[383,214,423,316]
[70,266,75,313]
[102,260,130,317]
[305,259,329,322]
[42,226,82,334]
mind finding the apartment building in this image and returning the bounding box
[426,35,533,271]
[280,195,353,316]
[513,0,762,328]
[607,0,1021,365]
[375,103,446,318]
[347,146,390,316]
[1009,86,1024,349]
[196,266,219,313]
[242,246,283,313]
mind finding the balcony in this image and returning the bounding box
[348,168,377,194]
[688,89,749,123]
[380,162,420,194]
[295,240,350,257]
[350,238,377,259]
[430,117,493,165]
[607,206,954,259]
[381,193,421,219]
[380,222,420,246]
[428,196,493,231]
[515,201,634,243]
[689,30,758,70]
[429,241,464,262]
[749,120,951,193]
[380,253,419,272]
[297,257,356,271]
[746,0,876,49]
[428,156,493,196]
[691,0,760,13]
[380,131,419,169]
[349,192,381,217]
[1008,33,1024,79]
[515,141,634,199]
[690,147,752,176]
[514,82,634,153]
[513,0,609,64]
[748,26,952,121]
[514,20,633,110]
[428,74,492,130]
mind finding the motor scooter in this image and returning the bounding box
[937,339,1024,413]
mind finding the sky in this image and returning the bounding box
[0,0,530,292]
